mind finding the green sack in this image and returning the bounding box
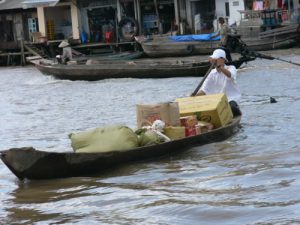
[69,125,139,153]
[68,128,96,150]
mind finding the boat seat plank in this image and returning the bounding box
[259,25,299,39]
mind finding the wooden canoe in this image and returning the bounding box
[1,116,241,180]
[31,57,254,81]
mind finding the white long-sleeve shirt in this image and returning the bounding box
[200,65,241,103]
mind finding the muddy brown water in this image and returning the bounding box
[0,48,300,224]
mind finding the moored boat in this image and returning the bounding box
[136,24,300,58]
[30,56,254,81]
[0,116,241,180]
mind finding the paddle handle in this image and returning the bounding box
[191,64,214,96]
[256,53,300,66]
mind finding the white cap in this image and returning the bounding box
[58,40,69,48]
[209,49,227,61]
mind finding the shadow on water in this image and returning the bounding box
[3,142,250,224]
[4,164,146,224]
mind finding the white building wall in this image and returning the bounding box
[214,0,227,31]
[228,0,245,26]
[215,0,227,19]
[214,0,245,26]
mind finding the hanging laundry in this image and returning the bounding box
[278,0,283,8]
[253,1,264,10]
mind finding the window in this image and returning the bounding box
[0,20,14,41]
[225,2,230,17]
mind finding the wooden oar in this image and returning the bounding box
[190,63,214,96]
[228,35,300,67]
[255,52,300,67]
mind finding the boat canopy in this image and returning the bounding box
[170,34,220,42]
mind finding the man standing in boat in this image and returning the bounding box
[195,49,242,116]
[211,17,231,47]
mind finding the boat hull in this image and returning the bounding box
[139,26,300,57]
[141,37,298,57]
[1,117,241,180]
[34,58,253,81]
[141,40,219,57]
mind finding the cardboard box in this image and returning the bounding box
[196,121,214,134]
[176,94,233,128]
[136,102,180,128]
[180,115,198,127]
[164,126,186,140]
[180,115,198,137]
[195,125,202,135]
[185,126,197,137]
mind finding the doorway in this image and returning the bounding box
[140,0,175,35]
[190,0,215,33]
[87,7,116,42]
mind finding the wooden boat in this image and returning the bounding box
[31,56,254,81]
[135,35,220,57]
[234,24,300,51]
[136,24,300,57]
[0,116,241,180]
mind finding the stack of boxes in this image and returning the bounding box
[136,93,233,141]
[176,93,233,129]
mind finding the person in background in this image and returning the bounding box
[211,17,231,46]
[56,40,72,64]
[195,49,242,116]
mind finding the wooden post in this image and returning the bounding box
[135,0,142,35]
[115,7,119,45]
[116,0,122,21]
[174,0,180,35]
[37,7,47,37]
[153,0,163,34]
[7,54,10,66]
[20,38,25,66]
[287,0,291,21]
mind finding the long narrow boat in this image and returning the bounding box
[31,56,254,81]
[1,116,241,180]
[138,34,299,57]
[137,24,300,57]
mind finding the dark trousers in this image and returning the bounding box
[229,101,242,117]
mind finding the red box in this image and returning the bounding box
[180,115,198,137]
[185,126,197,137]
[180,115,198,127]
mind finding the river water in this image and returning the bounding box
[0,48,300,225]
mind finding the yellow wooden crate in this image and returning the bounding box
[176,94,233,128]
